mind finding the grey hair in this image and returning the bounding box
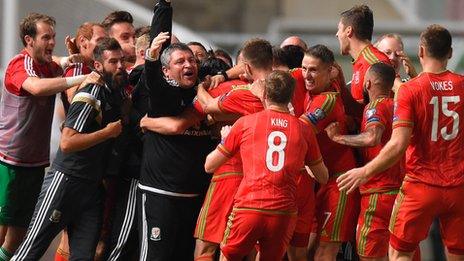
[160,43,193,68]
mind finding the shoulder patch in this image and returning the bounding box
[362,47,380,65]
[365,108,376,119]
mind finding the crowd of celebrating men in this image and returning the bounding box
[0,0,463,260]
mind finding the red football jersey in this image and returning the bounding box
[4,49,62,96]
[213,81,263,177]
[192,79,247,116]
[290,68,309,117]
[393,71,464,187]
[218,109,322,212]
[351,45,391,101]
[300,86,357,175]
[217,84,264,115]
[360,97,403,194]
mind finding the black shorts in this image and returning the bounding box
[12,170,103,260]
[137,189,203,261]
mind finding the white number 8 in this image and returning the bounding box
[266,131,287,172]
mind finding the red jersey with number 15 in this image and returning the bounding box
[218,109,322,212]
[393,71,464,187]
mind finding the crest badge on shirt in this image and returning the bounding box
[150,227,161,241]
[353,71,360,84]
[366,108,376,119]
[49,209,62,223]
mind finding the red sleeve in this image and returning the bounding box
[4,56,35,95]
[364,102,387,129]
[393,85,414,129]
[217,118,244,158]
[63,65,78,77]
[299,93,338,132]
[303,124,323,166]
[63,63,90,77]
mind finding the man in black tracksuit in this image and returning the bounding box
[11,38,125,261]
[136,1,214,260]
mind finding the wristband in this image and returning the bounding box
[65,75,87,87]
[217,70,229,81]
[145,49,157,62]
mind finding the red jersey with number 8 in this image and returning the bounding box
[393,71,464,187]
[218,109,322,212]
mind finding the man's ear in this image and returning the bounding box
[24,35,33,47]
[346,25,354,38]
[448,47,453,59]
[162,66,169,78]
[78,36,88,51]
[244,63,252,78]
[418,45,425,59]
[94,60,103,72]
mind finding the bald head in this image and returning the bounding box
[280,36,307,50]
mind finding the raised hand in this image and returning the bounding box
[397,51,417,78]
[65,35,79,55]
[148,32,170,60]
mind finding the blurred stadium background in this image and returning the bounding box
[1,0,463,260]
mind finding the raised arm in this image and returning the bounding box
[150,0,172,53]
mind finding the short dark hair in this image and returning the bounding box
[160,43,194,68]
[214,49,233,67]
[93,37,122,62]
[340,5,374,41]
[264,70,295,105]
[198,57,231,81]
[305,44,335,65]
[241,38,273,70]
[187,41,207,52]
[20,13,56,47]
[282,45,305,69]
[368,62,396,91]
[273,47,290,68]
[102,11,133,32]
[420,24,452,60]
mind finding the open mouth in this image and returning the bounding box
[183,71,195,78]
[45,49,53,56]
[305,80,315,86]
